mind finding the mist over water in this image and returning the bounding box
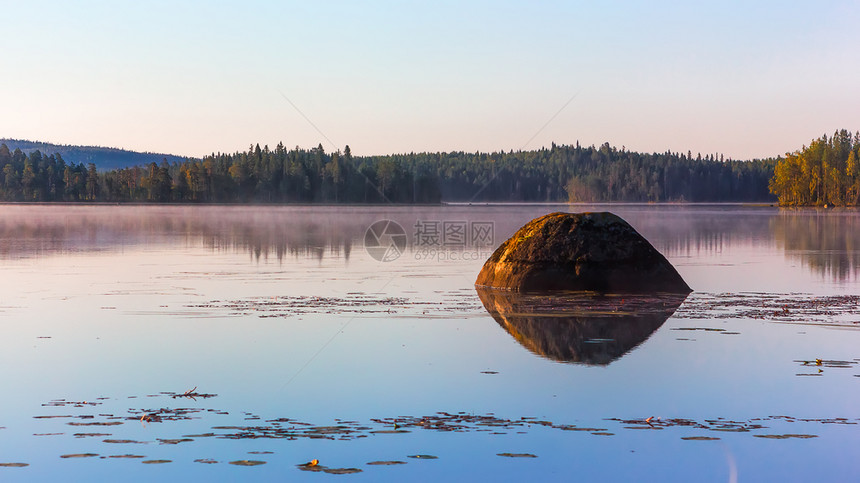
[1,204,856,283]
[0,203,857,481]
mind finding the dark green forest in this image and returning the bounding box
[0,141,777,203]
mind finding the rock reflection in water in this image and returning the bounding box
[476,288,687,365]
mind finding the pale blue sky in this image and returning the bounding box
[1,0,858,159]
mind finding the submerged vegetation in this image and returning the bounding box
[0,141,775,203]
[769,129,860,206]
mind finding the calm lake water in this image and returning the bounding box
[0,204,858,481]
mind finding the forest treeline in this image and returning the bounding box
[0,141,777,203]
[769,130,860,206]
[0,138,185,171]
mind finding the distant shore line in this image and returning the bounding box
[0,201,827,209]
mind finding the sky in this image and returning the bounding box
[1,0,858,160]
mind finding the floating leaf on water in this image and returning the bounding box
[682,436,721,441]
[753,434,818,439]
[60,453,99,458]
[67,421,123,427]
[248,451,273,455]
[671,327,726,332]
[229,460,266,466]
[297,464,325,473]
[324,468,362,474]
[497,453,537,458]
[480,371,499,374]
[183,433,215,438]
[0,463,28,467]
[194,459,218,464]
[103,439,145,444]
[141,459,172,464]
[297,460,364,474]
[367,461,407,465]
[108,454,145,459]
[796,359,856,368]
[157,438,194,445]
[591,432,614,436]
[73,433,111,438]
[407,455,438,459]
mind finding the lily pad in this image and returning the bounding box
[157,438,193,445]
[67,421,122,427]
[229,460,266,466]
[297,463,362,474]
[323,467,362,474]
[753,434,818,439]
[497,453,537,458]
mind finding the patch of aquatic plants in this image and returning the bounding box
[675,293,860,326]
[6,389,855,472]
[184,291,484,319]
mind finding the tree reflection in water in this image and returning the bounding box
[771,209,860,281]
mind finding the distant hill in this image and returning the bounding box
[0,138,188,170]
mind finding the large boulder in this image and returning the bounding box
[475,212,691,293]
